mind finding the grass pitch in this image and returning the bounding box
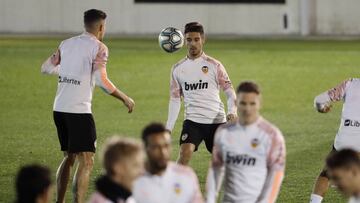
[1,37,359,202]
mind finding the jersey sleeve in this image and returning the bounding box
[216,63,233,91]
[93,43,109,70]
[190,168,204,203]
[93,43,117,94]
[257,129,286,203]
[170,66,182,98]
[206,128,225,203]
[327,78,352,101]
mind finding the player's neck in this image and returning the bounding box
[187,51,203,60]
[86,30,101,40]
[111,175,132,192]
[353,177,360,197]
[238,114,260,126]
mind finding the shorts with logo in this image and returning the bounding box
[180,119,224,153]
[53,111,96,153]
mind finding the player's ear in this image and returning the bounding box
[201,34,206,44]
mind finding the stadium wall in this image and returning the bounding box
[0,0,359,36]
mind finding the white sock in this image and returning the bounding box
[310,194,323,203]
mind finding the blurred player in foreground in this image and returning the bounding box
[15,164,53,203]
[206,81,286,203]
[166,22,237,165]
[41,9,135,203]
[326,149,360,203]
[133,122,203,203]
[310,78,360,203]
[88,136,144,203]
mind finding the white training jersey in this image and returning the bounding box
[207,117,286,203]
[133,162,203,203]
[170,53,233,124]
[314,78,360,151]
[52,32,111,113]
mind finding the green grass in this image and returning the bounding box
[1,37,359,202]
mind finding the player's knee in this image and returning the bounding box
[65,153,76,166]
[78,153,94,169]
[180,146,193,161]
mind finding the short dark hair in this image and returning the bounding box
[184,22,204,35]
[326,149,360,170]
[15,164,51,203]
[84,9,107,28]
[142,122,168,146]
[236,81,261,94]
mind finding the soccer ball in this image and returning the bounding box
[158,27,184,53]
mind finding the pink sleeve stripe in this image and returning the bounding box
[328,79,352,101]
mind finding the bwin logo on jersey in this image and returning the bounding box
[226,152,256,166]
[345,119,360,127]
[184,80,208,91]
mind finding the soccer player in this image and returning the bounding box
[310,78,360,203]
[41,9,135,203]
[15,164,53,203]
[206,81,286,203]
[88,136,144,203]
[326,149,360,203]
[133,122,203,203]
[166,22,237,165]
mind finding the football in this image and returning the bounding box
[158,27,184,53]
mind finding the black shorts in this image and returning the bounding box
[53,111,96,153]
[180,119,224,153]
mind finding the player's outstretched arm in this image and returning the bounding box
[206,133,225,203]
[257,130,286,203]
[93,68,135,113]
[314,79,351,113]
[41,49,60,75]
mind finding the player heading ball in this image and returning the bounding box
[166,22,237,166]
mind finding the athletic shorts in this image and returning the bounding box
[180,119,224,153]
[53,111,96,153]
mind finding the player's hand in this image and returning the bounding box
[316,103,332,113]
[124,97,135,113]
[226,113,237,122]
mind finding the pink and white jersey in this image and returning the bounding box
[133,162,203,203]
[314,78,360,151]
[52,32,113,113]
[170,53,234,124]
[206,117,286,203]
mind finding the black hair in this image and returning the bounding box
[326,149,360,170]
[142,122,168,146]
[84,9,107,28]
[184,22,204,34]
[15,164,51,203]
[236,81,261,95]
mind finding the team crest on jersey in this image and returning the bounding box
[181,133,188,141]
[201,66,209,74]
[251,138,260,148]
[174,183,182,195]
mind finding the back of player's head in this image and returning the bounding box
[184,22,204,35]
[326,149,360,170]
[84,9,107,28]
[15,164,51,203]
[236,81,261,95]
[101,136,143,176]
[142,122,168,146]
